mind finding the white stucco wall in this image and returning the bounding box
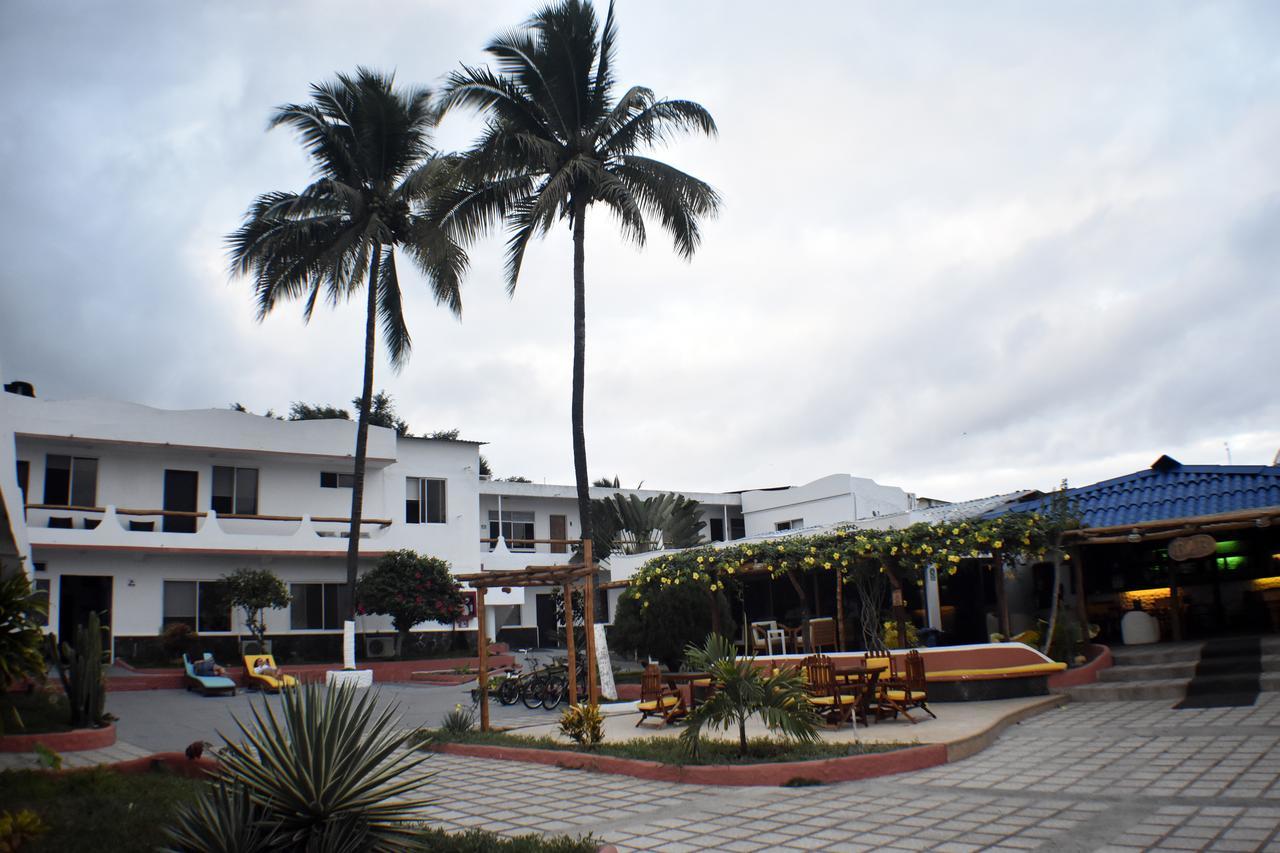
[739,473,913,535]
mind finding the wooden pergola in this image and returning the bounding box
[456,540,601,732]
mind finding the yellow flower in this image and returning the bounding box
[697,556,704,564]
[993,540,1003,549]
[823,562,832,570]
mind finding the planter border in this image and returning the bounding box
[1048,643,1113,690]
[0,722,116,753]
[428,740,948,786]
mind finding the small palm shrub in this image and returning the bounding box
[679,634,820,759]
[164,683,432,852]
[558,703,604,749]
[440,703,475,736]
[0,572,48,733]
[0,808,48,849]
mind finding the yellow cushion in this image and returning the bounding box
[927,662,1066,679]
[638,695,681,711]
[864,657,891,670]
[809,694,855,706]
[691,678,712,687]
[884,689,926,702]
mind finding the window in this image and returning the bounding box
[212,466,258,515]
[43,455,97,507]
[33,579,49,627]
[320,471,355,489]
[162,580,230,632]
[406,477,446,524]
[15,460,28,503]
[488,510,535,550]
[290,583,342,630]
[709,518,725,542]
[774,518,805,532]
[730,518,745,540]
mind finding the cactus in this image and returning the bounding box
[50,611,108,728]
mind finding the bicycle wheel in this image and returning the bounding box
[497,677,521,706]
[541,674,567,710]
[521,675,547,709]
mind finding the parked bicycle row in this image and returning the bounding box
[468,649,589,711]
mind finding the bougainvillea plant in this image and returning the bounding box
[356,550,467,658]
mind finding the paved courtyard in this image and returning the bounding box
[418,694,1280,852]
[5,688,1279,850]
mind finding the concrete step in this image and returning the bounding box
[1098,654,1280,683]
[1063,671,1280,703]
[1110,642,1204,667]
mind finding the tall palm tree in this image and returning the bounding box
[437,0,720,548]
[229,68,468,617]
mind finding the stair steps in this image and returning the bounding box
[1061,635,1280,703]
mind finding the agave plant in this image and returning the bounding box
[166,683,432,852]
[679,634,820,759]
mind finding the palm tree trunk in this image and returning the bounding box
[343,244,382,618]
[571,195,593,552]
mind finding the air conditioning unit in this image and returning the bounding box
[364,636,396,659]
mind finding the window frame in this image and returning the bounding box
[211,465,259,515]
[289,582,343,631]
[488,509,536,551]
[43,454,98,507]
[320,471,355,489]
[405,477,447,524]
[162,579,232,633]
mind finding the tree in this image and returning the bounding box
[355,550,467,659]
[222,568,291,650]
[0,573,49,732]
[230,68,469,618]
[288,402,350,421]
[425,428,460,440]
[592,491,704,560]
[609,580,733,671]
[355,391,410,436]
[439,0,720,549]
[679,634,820,759]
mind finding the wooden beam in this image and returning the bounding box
[584,539,599,705]
[563,582,577,707]
[476,586,489,732]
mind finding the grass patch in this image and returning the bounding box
[0,692,74,735]
[0,766,200,853]
[0,767,594,852]
[416,729,914,766]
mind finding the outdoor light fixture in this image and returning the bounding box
[1126,531,1141,543]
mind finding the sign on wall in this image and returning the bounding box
[1168,534,1217,562]
[593,623,617,701]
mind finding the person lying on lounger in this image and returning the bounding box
[253,657,286,679]
[194,657,227,677]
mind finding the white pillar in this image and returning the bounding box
[343,620,356,670]
[924,564,943,631]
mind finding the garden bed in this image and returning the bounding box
[0,765,597,852]
[1,692,74,735]
[415,730,939,786]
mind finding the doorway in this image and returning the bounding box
[163,469,199,533]
[535,593,558,648]
[58,575,112,651]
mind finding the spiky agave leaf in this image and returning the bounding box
[162,782,280,853]
[212,682,433,851]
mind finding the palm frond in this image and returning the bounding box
[375,248,411,369]
[613,155,721,258]
[602,98,718,155]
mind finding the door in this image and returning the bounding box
[535,593,559,648]
[163,469,199,533]
[550,514,567,553]
[58,575,112,653]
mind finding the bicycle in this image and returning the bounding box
[539,657,590,710]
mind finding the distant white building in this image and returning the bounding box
[0,383,930,656]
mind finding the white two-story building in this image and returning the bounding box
[0,382,923,660]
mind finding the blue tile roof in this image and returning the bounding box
[984,457,1280,528]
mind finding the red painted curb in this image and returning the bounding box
[427,740,947,786]
[0,722,116,753]
[1048,644,1113,689]
[110,752,220,779]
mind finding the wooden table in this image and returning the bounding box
[830,661,888,725]
[660,671,713,708]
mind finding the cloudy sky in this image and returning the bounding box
[1,1,1277,501]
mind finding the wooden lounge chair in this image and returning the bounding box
[636,663,686,726]
[183,653,237,696]
[802,655,858,729]
[877,649,935,723]
[243,654,298,692]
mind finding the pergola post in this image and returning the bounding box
[476,586,489,732]
[835,569,846,650]
[563,581,578,707]
[993,547,1011,637]
[583,539,599,705]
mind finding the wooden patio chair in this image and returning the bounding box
[807,618,837,654]
[876,649,935,723]
[636,663,686,726]
[802,655,858,729]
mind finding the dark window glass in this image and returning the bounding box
[488,511,534,550]
[69,458,97,507]
[162,581,197,628]
[730,518,745,540]
[197,581,231,632]
[710,518,725,542]
[235,468,258,514]
[33,579,49,627]
[212,466,235,514]
[290,583,341,630]
[43,455,70,505]
[320,471,337,488]
[426,479,446,524]
[16,461,29,503]
[406,478,422,524]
